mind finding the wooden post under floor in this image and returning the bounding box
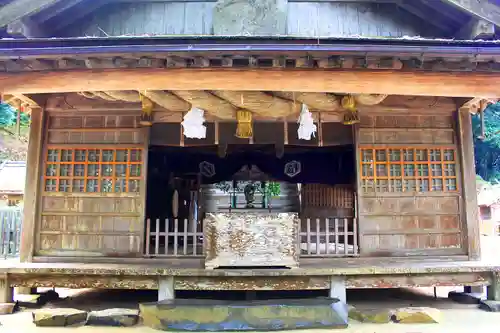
[158,277,175,302]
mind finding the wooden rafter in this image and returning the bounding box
[49,1,108,32]
[0,0,64,27]
[32,0,86,23]
[455,18,495,40]
[459,97,498,114]
[6,17,46,38]
[2,68,500,98]
[441,0,500,27]
[396,0,455,33]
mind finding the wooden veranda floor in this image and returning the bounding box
[0,236,499,276]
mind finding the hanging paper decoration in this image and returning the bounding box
[297,104,317,140]
[139,92,154,126]
[182,107,207,139]
[235,110,253,138]
[342,95,360,125]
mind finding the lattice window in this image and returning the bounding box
[360,147,458,193]
[44,147,143,193]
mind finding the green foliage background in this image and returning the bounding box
[0,103,30,128]
[474,102,500,183]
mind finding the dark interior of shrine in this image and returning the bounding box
[145,144,355,220]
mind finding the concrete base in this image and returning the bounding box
[140,298,348,331]
[158,277,174,301]
[487,272,500,301]
[15,287,36,295]
[330,277,346,304]
[0,278,13,303]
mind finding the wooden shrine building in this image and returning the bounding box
[0,0,500,303]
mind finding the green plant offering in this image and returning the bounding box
[265,182,281,197]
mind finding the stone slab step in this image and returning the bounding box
[140,298,348,331]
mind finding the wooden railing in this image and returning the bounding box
[145,215,359,258]
[145,218,204,257]
[0,207,22,259]
[299,217,358,257]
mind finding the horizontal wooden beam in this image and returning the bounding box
[1,68,499,98]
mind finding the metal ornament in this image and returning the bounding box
[199,161,216,178]
[284,160,301,178]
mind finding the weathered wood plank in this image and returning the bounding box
[458,108,481,260]
[346,272,488,288]
[64,1,432,38]
[20,107,45,263]
[8,274,157,289]
[3,271,493,291]
[3,68,500,98]
[175,276,329,290]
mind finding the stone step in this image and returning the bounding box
[140,298,348,331]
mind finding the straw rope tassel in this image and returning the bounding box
[139,91,155,126]
[235,110,253,138]
[342,95,360,125]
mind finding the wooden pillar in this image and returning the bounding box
[0,275,13,303]
[458,109,481,261]
[329,276,346,304]
[138,126,150,256]
[158,277,174,301]
[19,106,45,262]
[487,272,500,301]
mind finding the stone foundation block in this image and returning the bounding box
[449,291,483,304]
[140,298,348,331]
[87,308,139,327]
[393,307,441,324]
[32,308,88,327]
[348,306,391,323]
[479,300,500,312]
[0,303,16,315]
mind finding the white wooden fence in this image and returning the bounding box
[145,216,359,258]
[0,207,22,259]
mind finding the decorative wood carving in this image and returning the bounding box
[204,212,299,269]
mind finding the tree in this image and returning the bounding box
[0,103,30,128]
[473,102,500,182]
[0,103,30,163]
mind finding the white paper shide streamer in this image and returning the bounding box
[297,104,316,140]
[181,107,207,139]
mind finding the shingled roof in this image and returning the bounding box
[0,0,497,39]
